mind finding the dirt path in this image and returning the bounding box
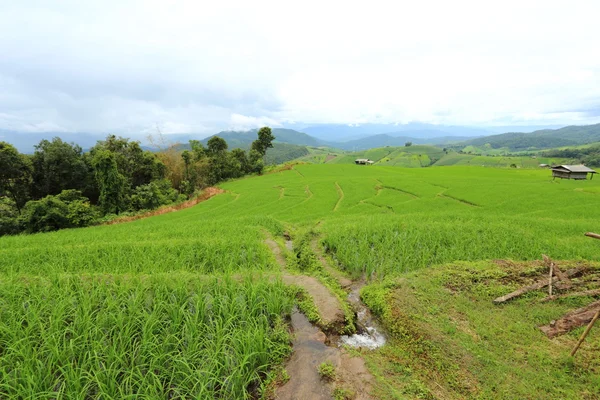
[276,309,375,400]
[103,187,224,225]
[265,235,377,399]
[264,238,346,328]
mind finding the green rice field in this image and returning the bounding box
[1,164,600,398]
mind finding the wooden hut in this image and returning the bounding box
[551,165,597,180]
[355,158,374,165]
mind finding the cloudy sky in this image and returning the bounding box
[1,0,599,135]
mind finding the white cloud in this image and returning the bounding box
[0,0,599,134]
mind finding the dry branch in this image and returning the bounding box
[493,267,586,304]
[539,299,600,338]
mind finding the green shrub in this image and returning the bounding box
[19,190,98,233]
[130,179,182,211]
[0,197,21,236]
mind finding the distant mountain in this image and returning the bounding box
[202,128,322,148]
[0,131,117,153]
[330,134,477,151]
[483,125,563,134]
[2,128,322,153]
[298,123,491,142]
[459,123,600,151]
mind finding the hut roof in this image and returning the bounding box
[551,165,597,173]
[355,158,370,162]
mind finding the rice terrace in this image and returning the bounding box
[3,2,600,399]
[2,161,600,399]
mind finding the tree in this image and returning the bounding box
[0,197,21,236]
[405,142,413,147]
[130,179,182,211]
[92,150,128,214]
[181,150,192,180]
[251,127,275,156]
[31,138,90,199]
[0,142,32,213]
[91,135,166,188]
[19,190,98,233]
[207,136,228,155]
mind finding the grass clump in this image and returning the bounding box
[333,386,356,400]
[318,361,336,380]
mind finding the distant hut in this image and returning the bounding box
[551,165,597,180]
[355,158,374,165]
[539,163,549,168]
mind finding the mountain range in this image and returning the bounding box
[3,122,600,154]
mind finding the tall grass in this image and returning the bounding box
[0,274,293,399]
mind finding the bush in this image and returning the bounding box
[19,190,98,233]
[130,179,183,211]
[0,197,22,236]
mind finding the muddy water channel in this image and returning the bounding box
[339,281,386,350]
[271,236,385,399]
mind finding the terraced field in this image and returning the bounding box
[2,164,600,398]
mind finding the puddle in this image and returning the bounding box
[338,281,387,350]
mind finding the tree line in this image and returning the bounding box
[0,127,275,236]
[540,145,600,166]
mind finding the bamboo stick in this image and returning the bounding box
[570,309,600,356]
[549,262,554,296]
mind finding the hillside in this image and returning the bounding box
[203,128,322,148]
[459,123,600,151]
[2,165,599,398]
[299,145,583,169]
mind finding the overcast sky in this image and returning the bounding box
[1,0,599,135]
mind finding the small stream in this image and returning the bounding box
[338,281,387,350]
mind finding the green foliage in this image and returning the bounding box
[19,190,98,233]
[0,197,21,236]
[333,387,355,400]
[252,126,275,156]
[405,141,413,147]
[318,361,336,380]
[91,135,166,189]
[31,137,90,199]
[0,275,294,399]
[92,150,129,214]
[130,179,182,211]
[206,136,228,155]
[0,141,32,212]
[265,143,310,165]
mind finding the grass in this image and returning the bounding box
[317,361,336,380]
[0,274,293,399]
[360,261,600,399]
[2,163,600,398]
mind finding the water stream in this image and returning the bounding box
[338,281,387,350]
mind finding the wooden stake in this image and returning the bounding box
[585,232,600,240]
[549,262,554,296]
[570,308,600,356]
